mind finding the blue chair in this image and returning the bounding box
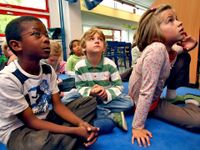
[115,42,127,68]
[105,41,127,69]
[125,42,132,67]
[105,41,118,67]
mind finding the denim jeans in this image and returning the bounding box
[61,88,81,104]
[62,92,133,119]
[97,94,133,119]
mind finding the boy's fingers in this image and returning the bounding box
[87,132,96,141]
[84,137,97,147]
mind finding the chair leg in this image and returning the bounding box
[114,57,119,69]
[123,57,126,68]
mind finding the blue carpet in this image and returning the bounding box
[0,143,6,150]
[1,82,200,150]
[88,83,200,150]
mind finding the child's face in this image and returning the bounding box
[19,21,50,60]
[48,54,60,66]
[159,9,185,45]
[72,41,82,56]
[85,33,105,55]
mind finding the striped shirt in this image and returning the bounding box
[75,56,123,103]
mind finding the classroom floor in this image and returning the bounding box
[1,80,200,150]
[88,83,200,150]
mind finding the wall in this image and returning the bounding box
[80,0,140,22]
[48,0,140,54]
[152,0,200,84]
[81,12,138,42]
[48,0,60,28]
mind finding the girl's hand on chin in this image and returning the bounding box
[179,34,197,51]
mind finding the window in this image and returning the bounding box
[0,0,48,12]
[83,25,122,41]
[0,0,49,37]
[99,27,121,41]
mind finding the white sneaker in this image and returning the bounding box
[185,99,200,106]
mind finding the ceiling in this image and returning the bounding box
[118,0,155,8]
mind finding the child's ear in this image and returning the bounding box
[9,40,22,52]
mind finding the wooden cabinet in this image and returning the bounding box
[152,0,200,84]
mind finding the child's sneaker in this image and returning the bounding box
[184,94,200,104]
[166,95,185,104]
[185,99,200,107]
[112,112,128,131]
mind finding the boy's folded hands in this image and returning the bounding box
[78,121,99,147]
[90,84,108,100]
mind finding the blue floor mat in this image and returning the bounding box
[1,82,200,150]
[0,143,6,150]
[89,116,200,150]
[88,83,200,150]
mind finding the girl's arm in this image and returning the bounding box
[132,44,167,146]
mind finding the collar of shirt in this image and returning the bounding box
[85,56,104,70]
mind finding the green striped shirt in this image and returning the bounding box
[75,56,123,103]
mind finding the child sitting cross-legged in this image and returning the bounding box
[75,27,133,133]
[0,16,99,150]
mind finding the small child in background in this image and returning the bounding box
[0,46,7,71]
[1,40,17,65]
[75,27,133,132]
[46,40,81,103]
[66,39,83,76]
[46,40,66,74]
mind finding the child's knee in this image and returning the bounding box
[191,117,200,130]
[82,96,97,107]
[25,131,50,149]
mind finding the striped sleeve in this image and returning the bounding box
[104,58,123,103]
[75,60,92,96]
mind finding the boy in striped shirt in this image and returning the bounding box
[75,28,133,131]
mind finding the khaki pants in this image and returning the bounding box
[152,99,200,131]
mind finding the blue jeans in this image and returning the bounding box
[97,94,133,119]
[61,89,81,104]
